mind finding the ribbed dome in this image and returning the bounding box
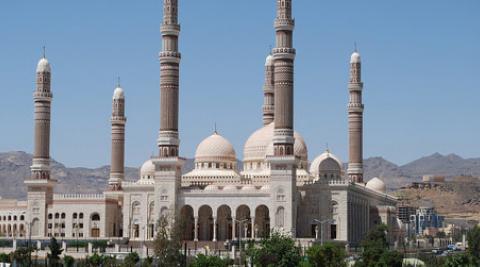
[243,122,308,162]
[366,177,386,193]
[350,51,361,63]
[310,150,343,176]
[36,58,51,73]
[265,54,274,66]
[140,160,155,179]
[113,86,124,99]
[195,132,236,163]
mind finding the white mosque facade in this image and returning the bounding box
[0,0,400,247]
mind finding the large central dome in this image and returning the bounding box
[243,122,307,165]
[195,132,236,163]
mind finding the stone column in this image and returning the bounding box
[109,85,126,190]
[232,217,236,240]
[158,0,181,158]
[251,217,255,239]
[347,51,364,183]
[212,217,217,242]
[194,216,198,241]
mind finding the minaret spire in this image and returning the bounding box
[347,49,364,183]
[158,0,181,158]
[109,83,126,190]
[262,53,275,125]
[272,0,296,156]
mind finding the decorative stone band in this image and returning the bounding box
[33,92,52,101]
[160,24,180,35]
[274,18,295,30]
[273,129,295,144]
[348,83,363,91]
[111,117,126,125]
[348,104,364,113]
[347,163,363,174]
[272,48,296,57]
[159,52,181,64]
[157,131,179,146]
[108,176,123,184]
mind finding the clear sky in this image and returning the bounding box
[0,0,478,168]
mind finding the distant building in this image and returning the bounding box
[410,206,444,236]
[422,175,445,183]
[397,205,417,224]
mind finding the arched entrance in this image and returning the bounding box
[180,205,195,241]
[198,205,213,241]
[217,205,232,241]
[235,205,251,239]
[255,205,270,238]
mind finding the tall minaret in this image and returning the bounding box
[151,0,185,225]
[109,83,126,191]
[26,51,56,238]
[157,0,180,158]
[268,0,297,237]
[263,54,275,125]
[272,0,296,156]
[347,50,364,183]
[31,52,53,181]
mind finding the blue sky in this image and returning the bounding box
[0,0,478,168]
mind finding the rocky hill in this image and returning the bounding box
[1,151,480,199]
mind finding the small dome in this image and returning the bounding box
[310,150,343,176]
[113,86,124,99]
[366,177,386,193]
[350,51,361,64]
[140,160,155,179]
[36,58,51,73]
[195,132,236,163]
[265,54,274,66]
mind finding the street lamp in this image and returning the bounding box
[313,219,334,246]
[233,218,248,266]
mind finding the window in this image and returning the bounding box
[79,213,84,219]
[79,223,84,229]
[20,215,24,221]
[276,188,286,201]
[73,213,77,219]
[61,213,66,219]
[55,213,59,219]
[48,214,52,220]
[13,216,17,221]
[48,223,52,229]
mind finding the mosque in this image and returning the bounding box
[0,0,400,247]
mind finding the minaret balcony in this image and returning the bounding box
[274,18,295,31]
[161,24,180,35]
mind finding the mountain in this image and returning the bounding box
[1,151,479,199]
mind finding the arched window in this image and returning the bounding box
[55,213,59,219]
[20,215,25,221]
[91,213,100,221]
[79,213,84,219]
[48,214,52,220]
[61,213,66,219]
[276,188,286,201]
[73,213,77,219]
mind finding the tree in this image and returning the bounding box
[443,253,477,267]
[11,247,33,267]
[153,214,185,266]
[305,242,347,267]
[47,237,64,266]
[189,254,232,267]
[354,224,403,267]
[467,225,480,260]
[247,231,302,267]
[0,253,10,263]
[122,252,140,267]
[63,255,75,267]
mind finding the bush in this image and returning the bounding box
[0,253,10,263]
[247,231,302,267]
[122,252,140,267]
[63,255,75,267]
[189,254,232,267]
[305,242,347,267]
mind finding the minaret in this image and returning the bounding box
[25,51,56,238]
[109,83,126,191]
[31,52,53,181]
[151,0,185,225]
[157,0,181,158]
[263,54,275,125]
[272,0,296,156]
[268,0,297,237]
[347,50,364,183]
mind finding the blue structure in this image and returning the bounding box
[410,206,444,235]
